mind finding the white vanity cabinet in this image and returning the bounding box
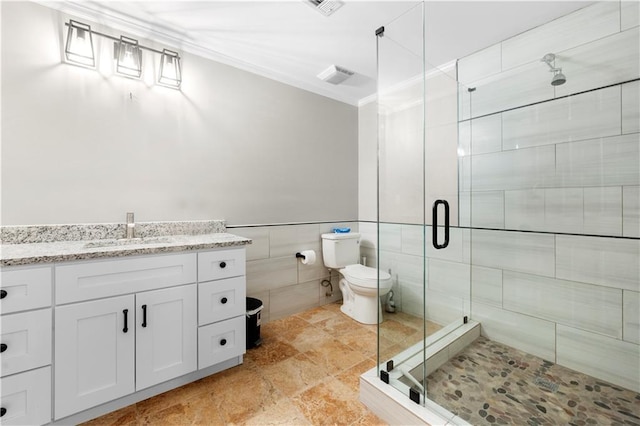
[0,266,53,426]
[53,253,198,420]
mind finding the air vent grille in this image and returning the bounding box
[317,65,354,85]
[305,0,344,16]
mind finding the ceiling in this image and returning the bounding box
[47,1,592,105]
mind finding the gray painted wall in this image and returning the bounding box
[1,2,358,226]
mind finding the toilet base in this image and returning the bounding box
[340,293,383,325]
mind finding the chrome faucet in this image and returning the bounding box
[126,212,135,239]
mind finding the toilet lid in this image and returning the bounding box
[342,264,391,288]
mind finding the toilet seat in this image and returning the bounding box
[341,264,391,288]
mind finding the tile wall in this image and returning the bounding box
[230,222,356,323]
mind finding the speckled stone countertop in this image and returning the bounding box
[0,220,252,267]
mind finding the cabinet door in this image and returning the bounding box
[136,284,197,391]
[0,366,51,425]
[55,295,135,420]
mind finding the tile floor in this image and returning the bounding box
[84,302,430,426]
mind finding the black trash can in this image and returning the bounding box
[246,297,263,349]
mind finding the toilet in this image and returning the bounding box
[321,233,392,324]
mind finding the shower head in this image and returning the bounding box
[551,70,567,86]
[541,53,567,86]
[541,53,556,65]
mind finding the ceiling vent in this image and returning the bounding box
[305,0,344,17]
[317,65,354,85]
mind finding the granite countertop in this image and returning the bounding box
[0,220,252,267]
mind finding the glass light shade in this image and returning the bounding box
[65,20,95,68]
[115,36,142,78]
[158,49,182,88]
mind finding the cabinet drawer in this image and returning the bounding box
[1,309,51,377]
[198,276,246,326]
[198,316,245,369]
[198,249,245,282]
[0,267,52,314]
[56,253,197,304]
[0,366,51,426]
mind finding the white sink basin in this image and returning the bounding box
[83,237,173,248]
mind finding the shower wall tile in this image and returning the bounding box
[503,271,623,338]
[470,114,502,155]
[459,192,471,227]
[358,221,377,249]
[556,235,640,292]
[471,146,556,191]
[556,133,640,187]
[622,80,640,134]
[504,189,545,231]
[471,266,503,308]
[623,290,640,344]
[401,224,424,256]
[401,282,424,319]
[544,188,584,234]
[457,44,501,85]
[470,191,504,229]
[232,227,270,260]
[458,121,471,157]
[459,157,471,192]
[555,27,640,98]
[269,280,319,321]
[502,86,621,151]
[623,186,640,237]
[471,229,555,277]
[269,224,321,258]
[379,223,402,253]
[246,256,298,293]
[500,2,620,71]
[426,227,470,264]
[428,259,470,301]
[622,0,640,30]
[472,302,556,361]
[426,289,467,325]
[556,325,640,393]
[378,250,424,290]
[583,186,623,236]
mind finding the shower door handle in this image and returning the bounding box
[432,199,450,249]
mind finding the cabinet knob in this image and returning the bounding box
[219,261,227,269]
[220,338,227,346]
[0,289,6,299]
[0,343,6,353]
[0,407,6,417]
[220,297,228,304]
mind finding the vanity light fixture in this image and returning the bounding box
[65,20,95,68]
[63,20,182,89]
[158,49,182,88]
[115,36,142,78]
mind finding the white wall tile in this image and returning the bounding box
[623,186,640,237]
[269,224,321,258]
[359,221,378,249]
[459,157,471,192]
[503,271,623,338]
[379,250,425,290]
[583,186,623,236]
[501,2,620,71]
[426,227,470,264]
[556,235,640,292]
[624,290,640,344]
[471,229,555,277]
[426,289,466,326]
[504,189,545,231]
[231,227,270,260]
[458,121,471,157]
[556,133,640,187]
[459,192,471,227]
[380,223,402,253]
[401,282,424,319]
[472,145,556,191]
[298,253,329,283]
[470,191,504,229]
[428,259,470,301]
[401,224,424,256]
[622,0,640,30]
[622,80,640,135]
[269,280,319,321]
[246,257,298,293]
[557,325,640,393]
[470,114,502,155]
[555,27,640,98]
[502,86,621,150]
[458,44,502,85]
[360,246,377,268]
[472,302,556,361]
[471,266,503,307]
[544,188,584,234]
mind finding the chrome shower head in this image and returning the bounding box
[541,53,556,64]
[551,70,566,86]
[541,53,567,86]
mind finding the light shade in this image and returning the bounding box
[65,20,95,68]
[158,49,182,88]
[115,36,142,78]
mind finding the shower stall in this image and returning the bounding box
[362,2,640,424]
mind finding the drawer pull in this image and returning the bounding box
[0,343,6,353]
[123,309,129,333]
[221,297,228,304]
[1,407,6,417]
[220,338,227,346]
[0,289,6,299]
[219,261,227,269]
[142,304,147,328]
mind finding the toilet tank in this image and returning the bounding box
[321,233,360,268]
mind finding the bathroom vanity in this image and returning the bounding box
[0,221,251,425]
